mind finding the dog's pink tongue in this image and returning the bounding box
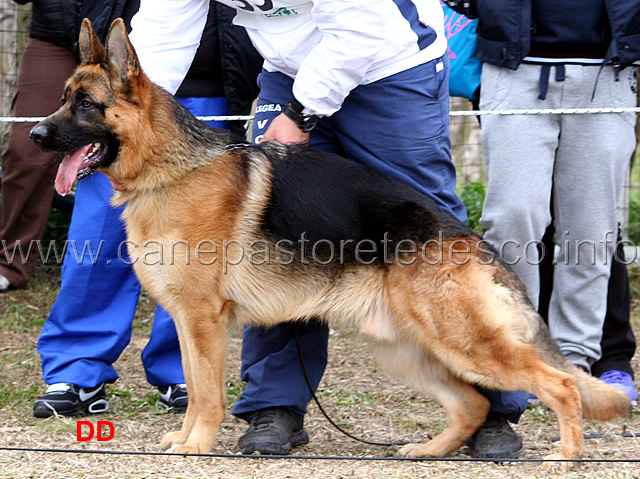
[55,144,93,196]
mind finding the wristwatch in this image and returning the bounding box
[283,97,319,132]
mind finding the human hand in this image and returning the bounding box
[260,113,310,144]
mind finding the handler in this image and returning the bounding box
[129,0,528,458]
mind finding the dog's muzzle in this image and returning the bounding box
[29,123,55,150]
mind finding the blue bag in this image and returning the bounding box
[441,3,482,100]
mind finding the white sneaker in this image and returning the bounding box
[0,274,10,292]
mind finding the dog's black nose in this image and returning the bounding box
[29,124,51,146]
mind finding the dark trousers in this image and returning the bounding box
[538,223,636,378]
[232,64,528,422]
[0,38,77,288]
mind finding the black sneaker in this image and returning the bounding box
[466,412,525,458]
[33,383,109,418]
[158,383,188,412]
[238,407,309,455]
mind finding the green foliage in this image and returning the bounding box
[226,379,245,407]
[523,403,549,424]
[318,387,375,407]
[0,383,41,410]
[0,303,45,331]
[43,207,72,243]
[458,181,486,233]
[108,387,160,417]
[628,199,640,244]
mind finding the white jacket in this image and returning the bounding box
[129,0,447,116]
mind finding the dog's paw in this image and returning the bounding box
[167,443,202,454]
[543,452,579,472]
[399,443,436,458]
[161,430,186,450]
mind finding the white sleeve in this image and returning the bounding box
[292,0,391,116]
[128,0,210,94]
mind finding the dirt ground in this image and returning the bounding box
[1,266,640,478]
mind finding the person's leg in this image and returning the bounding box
[142,305,184,386]
[549,65,635,370]
[234,59,464,420]
[479,63,559,310]
[141,304,189,412]
[34,173,143,417]
[0,39,77,289]
[537,222,555,321]
[591,239,636,378]
[37,173,140,388]
[476,62,562,455]
[540,224,637,403]
[334,57,527,456]
[230,71,330,454]
[233,70,331,417]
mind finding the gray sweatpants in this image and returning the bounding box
[479,62,637,369]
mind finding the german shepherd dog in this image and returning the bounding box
[31,19,630,465]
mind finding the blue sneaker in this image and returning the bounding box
[599,370,638,406]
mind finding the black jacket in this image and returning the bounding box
[175,2,262,137]
[214,3,262,136]
[14,0,134,52]
[446,0,640,70]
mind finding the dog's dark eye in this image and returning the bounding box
[81,100,93,108]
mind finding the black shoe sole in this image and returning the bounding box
[158,402,187,414]
[239,429,309,455]
[469,445,526,459]
[33,399,109,418]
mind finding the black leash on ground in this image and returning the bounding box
[293,325,410,447]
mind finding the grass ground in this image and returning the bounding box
[0,264,639,478]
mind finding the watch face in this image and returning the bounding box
[301,115,318,132]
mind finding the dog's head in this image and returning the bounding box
[30,18,150,195]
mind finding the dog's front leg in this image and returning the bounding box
[160,313,197,450]
[163,310,229,455]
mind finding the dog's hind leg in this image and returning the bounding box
[525,364,583,466]
[367,339,490,458]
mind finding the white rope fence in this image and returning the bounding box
[0,106,639,123]
[450,106,640,116]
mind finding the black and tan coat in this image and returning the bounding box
[29,18,631,468]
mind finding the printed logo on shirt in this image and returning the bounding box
[255,103,282,114]
[265,7,299,17]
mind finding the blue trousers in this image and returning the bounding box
[232,61,527,421]
[37,97,228,389]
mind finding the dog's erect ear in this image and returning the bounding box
[78,18,106,65]
[105,18,142,88]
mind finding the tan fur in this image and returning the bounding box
[36,18,631,467]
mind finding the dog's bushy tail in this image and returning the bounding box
[573,368,631,420]
[530,315,631,421]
